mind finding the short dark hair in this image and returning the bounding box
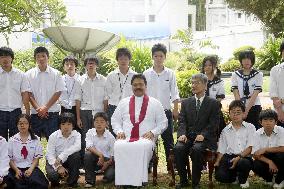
[131,74,147,86]
[94,112,109,122]
[84,56,99,67]
[280,41,284,55]
[16,114,37,140]
[116,47,131,61]
[151,43,167,56]
[238,50,255,66]
[34,46,49,59]
[259,109,278,122]
[229,100,246,112]
[63,55,78,67]
[0,46,14,60]
[59,112,76,128]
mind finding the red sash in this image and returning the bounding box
[129,95,149,142]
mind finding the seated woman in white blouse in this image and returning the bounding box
[7,114,48,189]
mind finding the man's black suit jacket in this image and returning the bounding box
[177,95,220,150]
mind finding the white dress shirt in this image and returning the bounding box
[85,129,115,158]
[270,62,284,111]
[106,68,137,106]
[46,130,81,168]
[25,66,66,113]
[112,95,168,138]
[0,137,9,179]
[143,67,180,110]
[218,121,256,155]
[252,126,284,153]
[74,73,107,115]
[60,73,81,109]
[0,67,31,111]
[8,133,43,168]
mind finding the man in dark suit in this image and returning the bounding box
[174,73,220,189]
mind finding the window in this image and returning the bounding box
[188,14,192,28]
[238,13,242,18]
[149,15,155,22]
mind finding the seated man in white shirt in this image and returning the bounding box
[214,100,256,189]
[0,136,9,187]
[253,109,284,188]
[112,74,167,187]
[45,112,81,188]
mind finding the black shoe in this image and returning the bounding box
[175,182,190,189]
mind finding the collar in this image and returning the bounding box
[279,62,284,69]
[115,68,135,75]
[0,67,16,73]
[194,94,205,103]
[85,73,100,80]
[228,121,247,130]
[150,66,169,75]
[260,126,278,136]
[36,65,50,73]
[58,130,75,139]
[65,73,79,80]
[13,133,32,143]
[94,129,108,138]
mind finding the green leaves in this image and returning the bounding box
[0,0,67,33]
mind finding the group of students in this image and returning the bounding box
[0,39,283,189]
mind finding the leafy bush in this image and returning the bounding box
[255,35,283,71]
[220,58,241,72]
[233,45,255,60]
[13,49,35,72]
[176,69,199,98]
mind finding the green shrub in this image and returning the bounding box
[233,45,255,60]
[255,35,283,71]
[176,69,199,98]
[13,49,35,72]
[220,58,241,72]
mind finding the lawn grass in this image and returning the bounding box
[39,134,270,188]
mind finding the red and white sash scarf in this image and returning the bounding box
[129,95,149,142]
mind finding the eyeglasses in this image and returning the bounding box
[191,81,203,86]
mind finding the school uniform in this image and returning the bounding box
[0,67,31,139]
[270,62,284,127]
[231,69,263,129]
[215,121,256,184]
[143,67,179,163]
[0,136,9,187]
[60,73,81,130]
[206,76,226,136]
[7,133,48,189]
[74,73,107,159]
[45,130,81,187]
[105,68,136,135]
[84,129,115,185]
[25,66,65,139]
[252,126,284,184]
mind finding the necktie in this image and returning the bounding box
[196,99,201,112]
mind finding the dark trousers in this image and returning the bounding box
[46,152,80,186]
[244,105,262,130]
[84,151,115,185]
[106,104,117,136]
[80,110,93,161]
[6,167,48,189]
[161,110,174,164]
[31,112,59,140]
[174,141,207,186]
[0,108,22,140]
[215,154,253,184]
[253,153,284,184]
